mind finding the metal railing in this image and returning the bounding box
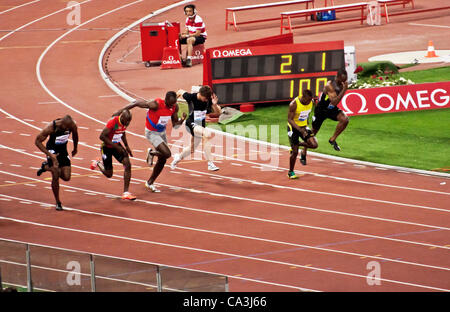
[0,238,228,292]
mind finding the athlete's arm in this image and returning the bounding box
[99,127,122,154]
[209,93,221,118]
[35,123,58,167]
[176,89,187,98]
[121,132,133,157]
[327,81,348,106]
[287,100,303,133]
[171,104,187,127]
[70,121,78,157]
[112,100,153,116]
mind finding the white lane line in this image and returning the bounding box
[2,193,449,274]
[176,166,450,214]
[1,215,448,292]
[2,139,450,233]
[409,23,450,29]
[35,0,144,126]
[23,22,450,201]
[98,94,121,98]
[5,99,450,223]
[10,164,22,167]
[0,167,448,251]
[23,119,34,122]
[0,0,40,15]
[0,215,317,292]
[37,101,59,104]
[2,131,13,134]
[0,112,448,220]
[0,0,92,43]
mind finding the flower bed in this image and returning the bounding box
[349,65,415,89]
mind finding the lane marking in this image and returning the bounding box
[2,140,450,233]
[37,101,59,104]
[0,0,40,15]
[0,166,448,251]
[35,0,144,127]
[1,215,447,292]
[0,0,92,43]
[98,94,121,98]
[409,23,450,29]
[16,193,450,274]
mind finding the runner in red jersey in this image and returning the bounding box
[117,91,186,192]
[90,109,136,200]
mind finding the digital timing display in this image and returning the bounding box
[203,40,345,105]
[212,50,344,79]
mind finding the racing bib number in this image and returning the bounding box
[298,110,311,122]
[157,116,171,126]
[55,134,69,145]
[112,133,123,143]
[194,110,206,122]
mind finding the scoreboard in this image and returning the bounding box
[203,40,345,106]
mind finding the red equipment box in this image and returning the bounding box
[140,21,180,67]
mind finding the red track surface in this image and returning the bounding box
[0,0,449,292]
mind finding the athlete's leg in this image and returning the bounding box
[121,156,132,193]
[48,166,61,205]
[289,143,299,172]
[59,166,71,182]
[330,111,349,142]
[147,142,171,185]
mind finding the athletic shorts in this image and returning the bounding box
[312,105,343,132]
[101,144,125,171]
[185,119,204,137]
[287,125,313,146]
[145,128,167,148]
[179,36,206,46]
[47,149,71,168]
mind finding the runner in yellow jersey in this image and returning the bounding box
[287,89,318,179]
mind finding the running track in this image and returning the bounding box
[0,0,449,292]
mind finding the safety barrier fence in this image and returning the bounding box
[0,238,228,292]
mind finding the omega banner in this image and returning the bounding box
[340,82,450,116]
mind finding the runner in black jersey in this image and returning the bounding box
[312,68,349,151]
[35,115,78,211]
[171,85,221,171]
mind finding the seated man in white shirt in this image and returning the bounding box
[179,4,207,67]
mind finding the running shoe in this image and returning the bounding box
[329,139,341,151]
[185,58,192,67]
[146,148,154,166]
[300,152,307,166]
[145,181,160,193]
[207,161,219,171]
[55,202,63,211]
[121,192,137,200]
[90,159,99,170]
[288,171,299,179]
[170,153,181,170]
[37,161,47,176]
